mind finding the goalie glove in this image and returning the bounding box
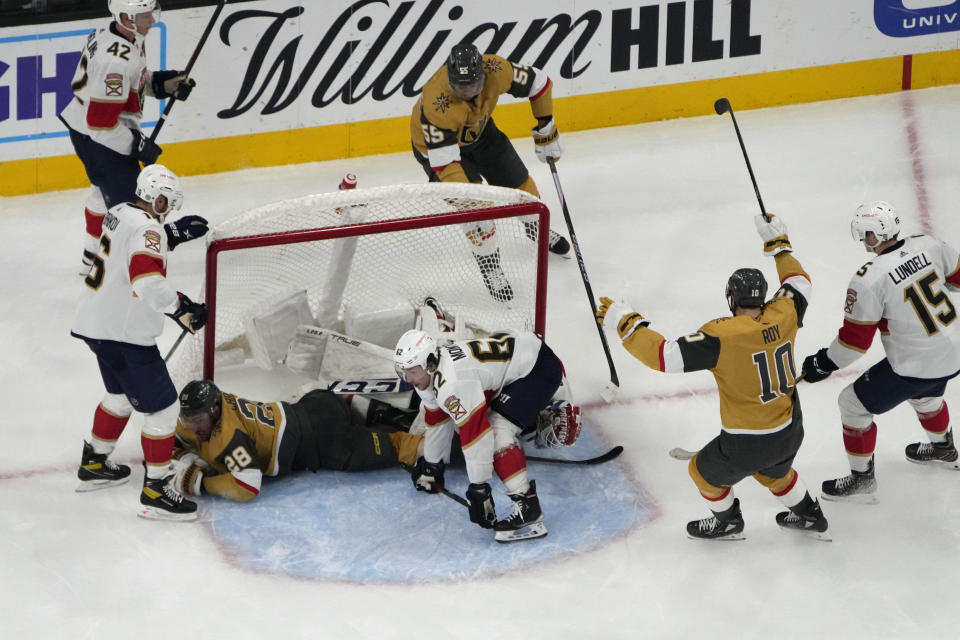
[532,117,563,163]
[754,213,792,256]
[164,215,209,251]
[596,296,649,340]
[171,455,205,497]
[166,292,208,334]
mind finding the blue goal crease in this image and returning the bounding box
[205,427,648,582]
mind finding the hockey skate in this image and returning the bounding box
[686,498,745,541]
[76,440,131,492]
[474,249,514,302]
[138,463,198,521]
[523,221,571,257]
[821,456,878,504]
[905,430,960,470]
[494,480,547,543]
[775,495,831,541]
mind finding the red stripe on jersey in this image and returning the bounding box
[236,479,260,496]
[947,261,960,286]
[86,99,125,129]
[431,160,461,172]
[123,89,142,115]
[493,444,527,482]
[530,76,551,101]
[458,407,491,449]
[837,318,879,352]
[658,340,666,372]
[424,406,449,427]
[85,208,105,237]
[878,318,889,335]
[129,252,165,281]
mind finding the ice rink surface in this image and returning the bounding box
[3,86,960,638]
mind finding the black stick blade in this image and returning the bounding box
[714,97,731,115]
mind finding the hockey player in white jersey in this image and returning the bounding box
[59,0,197,274]
[802,202,960,502]
[393,329,582,542]
[71,164,208,520]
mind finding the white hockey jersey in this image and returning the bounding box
[414,331,543,479]
[71,203,179,346]
[59,23,151,156]
[826,234,960,379]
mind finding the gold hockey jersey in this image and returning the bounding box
[620,253,810,433]
[176,392,287,501]
[410,54,553,182]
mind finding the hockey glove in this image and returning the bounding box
[151,70,196,101]
[596,296,649,340]
[754,213,792,256]
[466,482,496,529]
[171,456,205,496]
[532,117,563,163]
[801,347,839,383]
[166,292,208,334]
[164,215,209,251]
[131,129,162,166]
[411,457,444,493]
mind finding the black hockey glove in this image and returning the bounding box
[131,129,162,166]
[164,215,209,251]
[151,70,196,101]
[466,482,496,529]
[166,292,208,334]
[801,347,839,383]
[411,457,444,493]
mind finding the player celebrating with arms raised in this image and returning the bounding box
[598,214,829,540]
[802,202,960,503]
[410,43,570,301]
[60,0,197,274]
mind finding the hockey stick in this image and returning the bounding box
[441,488,470,508]
[148,0,226,145]
[163,328,190,363]
[668,447,697,461]
[526,445,623,466]
[546,158,619,401]
[713,98,769,222]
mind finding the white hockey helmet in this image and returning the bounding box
[851,201,901,247]
[108,0,159,24]
[135,163,183,221]
[394,329,438,376]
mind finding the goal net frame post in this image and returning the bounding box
[201,202,551,380]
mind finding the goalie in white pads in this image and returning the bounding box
[801,202,960,503]
[393,329,582,543]
[71,164,209,521]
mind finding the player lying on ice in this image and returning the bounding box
[393,328,583,543]
[171,380,424,502]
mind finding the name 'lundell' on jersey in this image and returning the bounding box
[826,234,960,379]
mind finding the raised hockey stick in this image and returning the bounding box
[148,0,226,145]
[546,158,619,402]
[526,445,623,465]
[713,98,769,221]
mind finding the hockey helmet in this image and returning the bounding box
[446,43,485,100]
[394,329,438,377]
[135,163,183,221]
[179,379,221,420]
[109,0,159,22]
[725,267,768,312]
[851,201,900,248]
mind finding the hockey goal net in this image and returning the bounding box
[167,182,550,390]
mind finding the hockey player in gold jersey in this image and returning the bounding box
[410,43,570,301]
[597,214,829,540]
[172,380,423,502]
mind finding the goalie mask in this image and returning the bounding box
[135,163,183,222]
[394,329,438,379]
[851,201,900,250]
[725,268,767,313]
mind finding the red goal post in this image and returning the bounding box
[169,183,551,386]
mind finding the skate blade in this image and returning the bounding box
[905,457,960,471]
[821,492,879,505]
[686,531,745,541]
[75,477,130,493]
[137,506,198,522]
[778,526,832,542]
[494,522,548,543]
